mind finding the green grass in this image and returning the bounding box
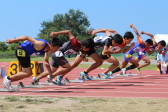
[0,55,156,62]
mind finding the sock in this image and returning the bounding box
[126,65,136,71]
[111,67,121,73]
[7,76,11,80]
[84,71,88,74]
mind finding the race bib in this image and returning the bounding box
[17,49,26,57]
[64,49,77,55]
[55,51,63,57]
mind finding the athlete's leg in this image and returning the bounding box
[137,57,150,69]
[36,66,58,81]
[103,56,119,73]
[83,50,102,73]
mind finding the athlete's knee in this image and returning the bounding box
[95,60,103,66]
[25,71,32,77]
[146,61,150,65]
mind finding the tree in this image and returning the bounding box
[37,9,93,42]
[7,43,19,51]
[0,41,8,51]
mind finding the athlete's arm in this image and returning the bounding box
[122,43,135,53]
[6,36,45,51]
[140,31,156,46]
[103,46,121,54]
[50,30,75,40]
[89,28,117,36]
[130,24,143,44]
[98,28,118,35]
[44,51,53,81]
[146,49,156,55]
[6,36,37,44]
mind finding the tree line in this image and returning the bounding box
[0,9,94,52]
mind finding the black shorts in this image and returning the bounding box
[86,49,96,56]
[15,48,30,68]
[51,53,69,68]
[99,51,111,60]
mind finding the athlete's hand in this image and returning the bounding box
[50,32,58,37]
[88,30,95,35]
[155,46,159,50]
[130,24,134,28]
[140,31,145,34]
[98,28,103,30]
[130,42,135,48]
[6,39,15,44]
[83,57,88,62]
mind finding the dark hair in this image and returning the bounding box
[158,40,166,47]
[111,34,123,45]
[81,38,94,49]
[124,31,134,39]
[145,39,153,46]
[50,37,63,46]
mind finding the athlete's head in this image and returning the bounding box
[81,38,94,51]
[145,39,153,47]
[111,34,123,46]
[158,40,166,48]
[123,31,134,44]
[49,37,63,52]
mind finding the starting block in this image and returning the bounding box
[91,74,114,80]
[38,80,67,86]
[64,78,85,83]
[38,80,57,85]
[12,82,44,88]
[0,88,10,92]
[0,88,20,92]
[113,72,138,77]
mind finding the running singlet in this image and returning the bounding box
[93,36,112,48]
[127,42,145,55]
[20,39,48,56]
[58,38,81,55]
[138,44,157,56]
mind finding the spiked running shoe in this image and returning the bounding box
[101,73,111,79]
[135,68,141,74]
[80,72,92,80]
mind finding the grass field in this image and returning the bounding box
[0,55,156,62]
[0,96,167,112]
[0,57,158,70]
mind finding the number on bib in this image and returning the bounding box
[17,49,26,57]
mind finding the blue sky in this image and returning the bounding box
[0,0,168,42]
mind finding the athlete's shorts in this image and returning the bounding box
[99,51,111,60]
[51,53,68,68]
[85,49,96,56]
[16,48,30,68]
[136,51,146,59]
[123,53,134,62]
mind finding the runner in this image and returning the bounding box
[98,28,134,78]
[133,31,157,74]
[110,24,154,75]
[33,30,94,85]
[2,36,62,91]
[79,28,123,80]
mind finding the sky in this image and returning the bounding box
[0,0,168,42]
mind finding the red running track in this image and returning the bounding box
[0,62,168,99]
